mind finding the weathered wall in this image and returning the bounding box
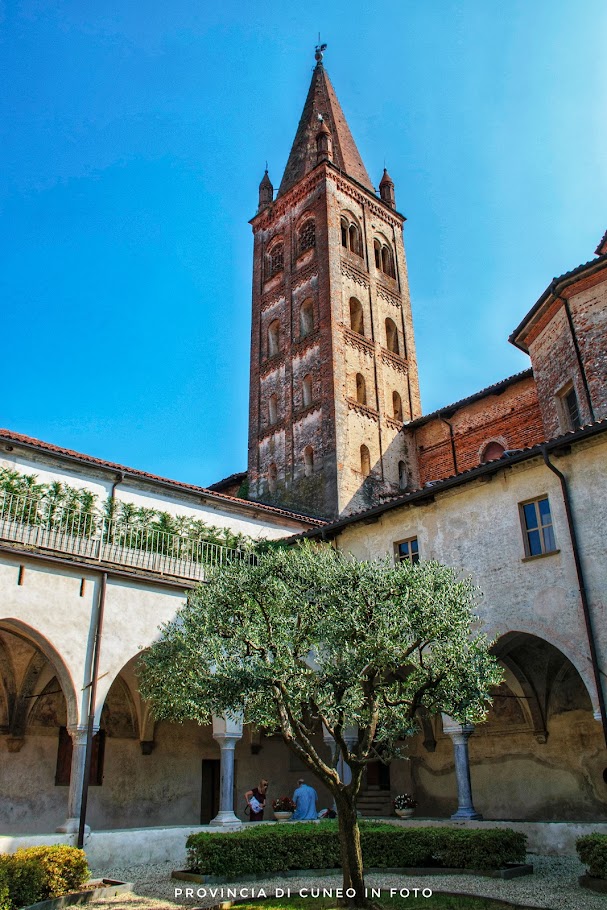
[411,374,544,486]
[334,433,607,819]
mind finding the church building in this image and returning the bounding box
[1,47,606,844]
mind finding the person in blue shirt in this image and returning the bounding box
[292,778,318,820]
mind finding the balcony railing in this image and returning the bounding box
[0,491,245,582]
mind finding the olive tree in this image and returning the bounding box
[139,542,501,906]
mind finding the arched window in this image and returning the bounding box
[398,460,407,490]
[268,393,278,425]
[349,297,365,335]
[267,241,284,279]
[373,239,381,270]
[481,441,506,463]
[267,319,280,357]
[381,245,395,278]
[341,218,348,248]
[302,374,313,408]
[360,445,371,477]
[356,373,367,405]
[300,299,314,338]
[385,318,400,354]
[268,463,277,493]
[303,446,314,477]
[392,391,403,421]
[340,215,363,258]
[298,219,316,255]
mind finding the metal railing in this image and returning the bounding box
[0,491,244,581]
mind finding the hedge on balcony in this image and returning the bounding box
[577,834,607,879]
[186,822,527,877]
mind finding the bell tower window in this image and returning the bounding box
[392,391,403,421]
[349,298,365,336]
[268,394,278,426]
[302,374,313,408]
[356,373,367,405]
[303,446,314,477]
[267,241,284,279]
[300,299,314,338]
[267,320,280,357]
[385,318,399,354]
[360,445,371,477]
[298,218,316,255]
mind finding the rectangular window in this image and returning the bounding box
[394,537,420,565]
[557,383,580,432]
[520,497,556,557]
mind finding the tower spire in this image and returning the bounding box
[278,48,373,197]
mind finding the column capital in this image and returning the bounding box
[212,734,240,751]
[67,724,99,745]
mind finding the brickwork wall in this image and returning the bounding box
[411,375,544,486]
[526,273,607,437]
[248,163,421,519]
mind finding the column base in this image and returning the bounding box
[208,810,242,827]
[55,818,90,834]
[450,809,483,821]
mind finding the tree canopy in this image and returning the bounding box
[139,542,502,905]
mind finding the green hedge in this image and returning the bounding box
[577,834,607,879]
[0,846,89,910]
[186,822,527,877]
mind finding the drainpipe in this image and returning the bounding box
[555,294,595,423]
[78,571,108,848]
[438,413,458,475]
[541,446,607,747]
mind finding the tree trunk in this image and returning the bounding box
[334,791,371,908]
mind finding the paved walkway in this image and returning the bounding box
[84,855,602,909]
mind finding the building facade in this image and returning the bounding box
[1,48,606,835]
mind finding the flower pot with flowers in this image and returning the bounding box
[394,793,417,818]
[272,796,296,821]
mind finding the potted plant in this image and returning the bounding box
[272,796,296,821]
[394,793,417,818]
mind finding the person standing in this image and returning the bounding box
[292,778,318,820]
[245,778,268,821]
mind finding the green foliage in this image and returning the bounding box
[0,846,89,908]
[140,542,502,755]
[0,467,256,555]
[577,833,607,878]
[0,852,46,909]
[18,846,89,899]
[0,866,8,910]
[186,823,526,876]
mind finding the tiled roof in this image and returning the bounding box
[278,62,374,197]
[292,418,607,539]
[206,471,247,492]
[510,251,607,348]
[0,429,324,526]
[406,369,533,429]
[595,229,607,256]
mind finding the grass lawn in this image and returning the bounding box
[237,895,518,910]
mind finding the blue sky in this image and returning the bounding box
[2,1,606,486]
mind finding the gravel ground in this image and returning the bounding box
[82,855,602,910]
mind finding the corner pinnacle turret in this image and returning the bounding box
[277,46,374,197]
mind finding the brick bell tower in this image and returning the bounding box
[247,46,421,520]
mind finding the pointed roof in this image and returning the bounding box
[595,228,607,256]
[278,60,374,197]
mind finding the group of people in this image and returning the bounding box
[245,778,326,821]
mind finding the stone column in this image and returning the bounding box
[323,725,358,785]
[56,725,95,834]
[210,714,243,826]
[442,716,482,820]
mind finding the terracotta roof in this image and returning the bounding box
[291,418,607,540]
[206,471,247,492]
[405,369,533,428]
[510,251,607,350]
[278,62,374,197]
[595,229,607,256]
[0,429,324,527]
